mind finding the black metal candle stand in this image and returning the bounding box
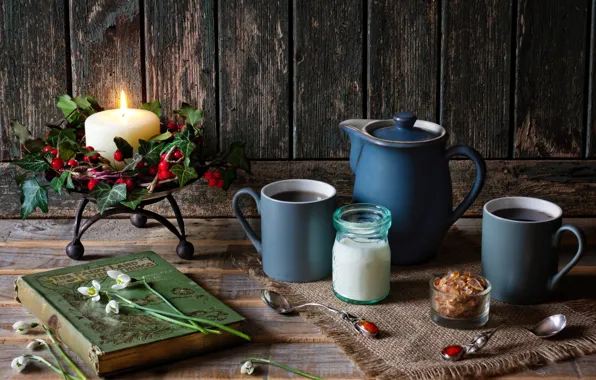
[65,193,194,260]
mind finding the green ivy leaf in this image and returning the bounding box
[73,96,92,111]
[58,143,76,161]
[24,138,46,153]
[138,139,163,166]
[56,95,82,124]
[85,94,104,112]
[114,137,134,159]
[11,120,30,144]
[121,188,149,210]
[47,128,77,150]
[15,172,29,187]
[149,131,171,141]
[50,171,72,195]
[122,153,143,172]
[12,152,50,172]
[221,169,238,190]
[170,164,198,187]
[90,182,127,214]
[20,178,48,219]
[174,103,203,127]
[160,127,195,156]
[141,100,161,118]
[225,142,251,173]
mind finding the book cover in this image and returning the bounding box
[15,251,245,375]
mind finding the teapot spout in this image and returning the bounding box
[339,119,375,173]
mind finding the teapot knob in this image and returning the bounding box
[393,112,417,130]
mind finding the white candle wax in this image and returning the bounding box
[85,108,160,167]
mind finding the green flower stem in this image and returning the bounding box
[141,278,207,334]
[110,293,250,341]
[43,326,87,380]
[243,358,322,380]
[41,341,67,380]
[24,355,79,380]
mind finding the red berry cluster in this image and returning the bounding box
[83,146,100,164]
[44,145,81,170]
[167,122,184,137]
[204,170,224,188]
[153,151,177,181]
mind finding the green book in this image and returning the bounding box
[15,251,246,376]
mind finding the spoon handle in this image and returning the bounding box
[292,302,343,315]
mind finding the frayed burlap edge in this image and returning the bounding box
[233,253,596,380]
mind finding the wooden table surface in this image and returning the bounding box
[0,217,595,379]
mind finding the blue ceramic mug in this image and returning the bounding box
[482,197,586,304]
[232,179,336,282]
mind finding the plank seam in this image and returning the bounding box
[215,0,222,153]
[362,0,369,119]
[291,0,297,159]
[508,0,518,159]
[63,0,73,95]
[437,0,444,125]
[586,0,596,157]
[288,0,295,160]
[139,0,147,103]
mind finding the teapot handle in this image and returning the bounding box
[446,145,486,226]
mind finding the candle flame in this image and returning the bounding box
[120,90,127,116]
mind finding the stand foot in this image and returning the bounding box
[66,240,85,260]
[176,240,194,260]
[130,213,148,228]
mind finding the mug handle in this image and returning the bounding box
[232,188,262,255]
[446,145,486,226]
[550,224,586,289]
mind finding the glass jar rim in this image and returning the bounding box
[333,203,392,232]
[429,276,492,297]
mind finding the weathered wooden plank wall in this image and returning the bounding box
[1,0,596,218]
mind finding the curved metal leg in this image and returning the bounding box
[66,199,89,260]
[167,194,194,260]
[64,195,194,261]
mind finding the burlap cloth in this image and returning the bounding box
[234,245,596,379]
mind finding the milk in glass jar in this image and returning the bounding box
[332,204,392,304]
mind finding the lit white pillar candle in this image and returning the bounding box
[85,91,160,167]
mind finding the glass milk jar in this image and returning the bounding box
[332,204,392,304]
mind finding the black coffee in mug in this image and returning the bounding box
[271,191,326,202]
[492,208,552,222]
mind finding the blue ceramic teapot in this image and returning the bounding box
[340,112,486,265]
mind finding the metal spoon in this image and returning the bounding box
[441,314,567,361]
[260,289,379,337]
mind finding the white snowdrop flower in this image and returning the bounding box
[240,360,255,375]
[12,321,38,334]
[26,339,46,350]
[107,270,131,290]
[77,280,101,302]
[11,356,27,372]
[105,300,120,314]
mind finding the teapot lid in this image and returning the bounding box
[369,112,441,143]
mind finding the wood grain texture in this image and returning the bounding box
[6,160,596,218]
[293,0,364,158]
[218,0,290,159]
[588,0,596,157]
[442,0,512,158]
[0,343,363,379]
[514,0,589,157]
[0,0,67,161]
[70,0,143,108]
[368,0,438,121]
[1,218,596,378]
[144,0,218,153]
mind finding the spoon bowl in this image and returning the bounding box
[261,290,293,314]
[530,314,566,338]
